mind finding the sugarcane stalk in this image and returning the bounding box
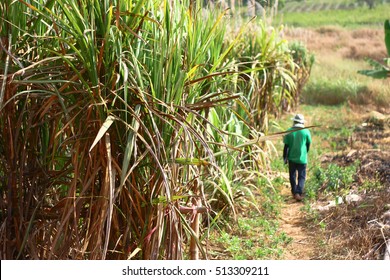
[189,198,202,260]
[0,33,11,110]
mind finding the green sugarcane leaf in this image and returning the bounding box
[120,105,141,187]
[173,158,210,166]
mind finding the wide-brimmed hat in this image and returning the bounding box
[291,114,305,124]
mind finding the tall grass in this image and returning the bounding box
[0,0,306,259]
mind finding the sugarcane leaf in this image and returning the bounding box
[173,158,210,166]
[120,105,141,187]
[127,248,142,260]
[89,115,115,153]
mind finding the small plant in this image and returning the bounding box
[324,163,356,193]
[306,162,358,199]
[358,173,383,192]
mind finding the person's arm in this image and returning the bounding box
[306,131,312,152]
[283,144,289,164]
[306,142,310,153]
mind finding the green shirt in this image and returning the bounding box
[283,126,312,164]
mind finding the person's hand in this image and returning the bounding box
[283,158,288,164]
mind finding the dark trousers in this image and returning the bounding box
[288,161,307,195]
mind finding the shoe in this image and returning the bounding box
[294,193,302,201]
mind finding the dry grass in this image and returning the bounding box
[313,190,390,260]
[343,29,387,60]
[284,26,386,61]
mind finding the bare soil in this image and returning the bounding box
[278,182,318,259]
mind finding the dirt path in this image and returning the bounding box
[278,176,318,259]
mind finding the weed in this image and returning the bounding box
[270,158,287,173]
[324,164,354,192]
[272,175,285,187]
[319,221,327,231]
[358,174,383,192]
[277,232,293,244]
[210,207,291,259]
[306,162,358,199]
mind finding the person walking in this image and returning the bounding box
[283,114,312,202]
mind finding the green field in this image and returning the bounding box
[276,2,390,27]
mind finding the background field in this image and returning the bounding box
[275,0,390,112]
[211,0,390,260]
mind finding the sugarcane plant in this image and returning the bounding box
[0,0,251,260]
[229,21,297,133]
[358,19,390,79]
